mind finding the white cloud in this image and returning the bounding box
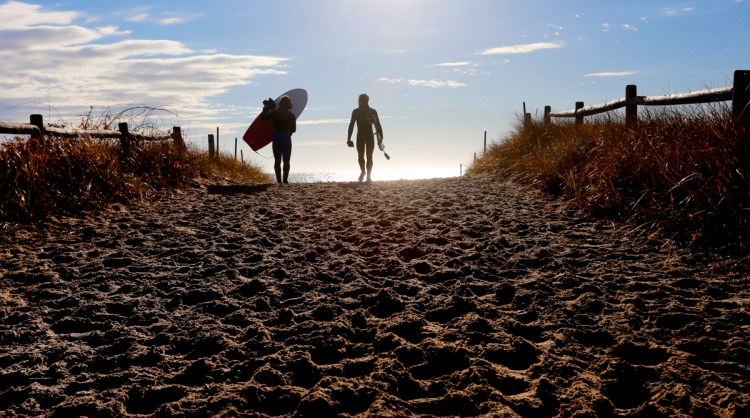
[159,17,183,26]
[664,7,695,16]
[584,71,637,77]
[0,0,79,28]
[431,61,471,67]
[380,77,468,87]
[118,6,201,26]
[120,6,150,23]
[622,24,639,32]
[0,1,287,122]
[407,79,466,88]
[129,13,149,22]
[602,23,610,32]
[479,42,562,55]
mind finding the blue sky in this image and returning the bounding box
[1,1,748,174]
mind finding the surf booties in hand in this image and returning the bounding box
[377,139,391,160]
[262,98,276,111]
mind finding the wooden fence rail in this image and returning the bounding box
[0,114,185,161]
[538,69,750,128]
[0,114,182,143]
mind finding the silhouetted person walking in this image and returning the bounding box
[261,96,296,183]
[347,93,383,182]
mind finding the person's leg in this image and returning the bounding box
[365,136,374,181]
[272,140,282,183]
[356,137,366,181]
[282,141,291,183]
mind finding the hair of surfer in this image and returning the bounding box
[358,93,369,107]
[279,95,293,110]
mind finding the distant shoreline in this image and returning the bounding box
[285,166,462,183]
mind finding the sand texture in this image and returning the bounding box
[1,175,749,417]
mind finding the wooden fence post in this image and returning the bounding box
[543,106,551,126]
[626,84,638,129]
[234,138,238,161]
[208,134,215,158]
[172,126,185,160]
[575,102,584,125]
[30,114,44,142]
[484,131,486,154]
[732,70,750,121]
[523,102,531,127]
[119,122,131,164]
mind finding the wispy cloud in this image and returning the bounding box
[431,61,471,67]
[118,6,201,26]
[664,7,696,16]
[407,79,466,88]
[546,24,563,36]
[378,77,465,88]
[0,1,287,121]
[584,71,637,77]
[479,42,562,55]
[159,17,184,26]
[622,24,639,32]
[602,23,611,32]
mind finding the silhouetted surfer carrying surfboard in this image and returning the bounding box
[261,95,296,184]
[347,93,384,182]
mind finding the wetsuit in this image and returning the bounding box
[347,105,383,181]
[261,107,296,183]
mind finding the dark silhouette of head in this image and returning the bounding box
[358,93,369,107]
[279,95,293,110]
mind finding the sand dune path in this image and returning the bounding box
[1,176,748,417]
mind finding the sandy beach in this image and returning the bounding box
[1,175,748,417]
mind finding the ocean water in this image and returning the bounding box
[287,167,461,183]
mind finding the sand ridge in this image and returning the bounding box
[1,175,748,417]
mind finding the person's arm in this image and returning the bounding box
[291,112,296,134]
[347,109,356,142]
[373,110,383,141]
[260,98,275,120]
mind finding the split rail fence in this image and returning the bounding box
[528,70,750,128]
[0,114,185,156]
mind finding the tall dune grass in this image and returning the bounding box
[0,135,270,222]
[471,106,750,253]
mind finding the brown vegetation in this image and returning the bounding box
[470,106,750,253]
[0,135,270,222]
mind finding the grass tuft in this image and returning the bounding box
[470,106,750,253]
[0,135,270,222]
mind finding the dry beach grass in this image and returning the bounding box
[471,107,750,253]
[1,176,749,417]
